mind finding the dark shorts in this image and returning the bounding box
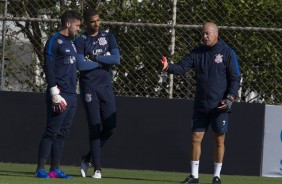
[191,111,229,133]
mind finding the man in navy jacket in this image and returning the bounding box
[160,22,240,184]
[35,11,81,179]
[74,8,120,179]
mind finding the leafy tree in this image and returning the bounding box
[172,0,282,104]
[2,0,282,104]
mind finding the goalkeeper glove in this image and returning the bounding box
[217,94,234,112]
[50,86,67,113]
[88,54,99,62]
[157,56,168,71]
[87,50,104,62]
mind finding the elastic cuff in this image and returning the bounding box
[50,86,60,95]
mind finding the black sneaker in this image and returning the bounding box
[181,175,199,184]
[212,176,221,184]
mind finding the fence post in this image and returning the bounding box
[0,0,8,90]
[168,0,177,98]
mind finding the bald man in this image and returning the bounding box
[159,22,241,184]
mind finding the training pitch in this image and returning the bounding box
[0,162,281,184]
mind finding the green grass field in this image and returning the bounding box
[0,162,281,184]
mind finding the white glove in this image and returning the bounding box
[50,86,67,113]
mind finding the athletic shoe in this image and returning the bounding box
[181,175,199,183]
[48,171,57,178]
[35,169,50,178]
[212,176,221,184]
[80,160,92,177]
[92,170,102,179]
[48,169,73,179]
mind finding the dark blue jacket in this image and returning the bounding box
[44,32,77,94]
[74,31,120,91]
[167,39,241,112]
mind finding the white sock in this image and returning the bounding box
[191,160,199,178]
[214,162,223,178]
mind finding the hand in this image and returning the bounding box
[157,56,168,71]
[88,53,99,62]
[52,94,67,113]
[217,94,234,112]
[88,51,104,62]
[50,86,67,113]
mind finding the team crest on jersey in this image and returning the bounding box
[85,93,92,102]
[57,39,63,44]
[214,54,223,63]
[98,37,107,46]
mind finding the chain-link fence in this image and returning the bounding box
[0,0,281,104]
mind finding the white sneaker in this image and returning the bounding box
[80,161,92,177]
[92,170,102,179]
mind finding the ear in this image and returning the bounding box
[66,22,71,28]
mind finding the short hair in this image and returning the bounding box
[203,22,218,32]
[61,10,81,26]
[83,8,99,21]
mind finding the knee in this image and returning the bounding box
[103,127,116,137]
[58,128,70,139]
[100,127,116,141]
[42,130,58,140]
[192,132,204,143]
[89,124,101,139]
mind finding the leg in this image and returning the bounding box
[36,94,68,178]
[191,131,205,179]
[211,112,229,183]
[191,111,209,178]
[48,94,77,179]
[191,132,205,161]
[89,124,102,171]
[212,133,224,184]
[81,90,102,174]
[81,150,92,163]
[79,92,92,163]
[182,111,209,184]
[99,86,117,147]
[213,133,225,163]
[182,132,204,183]
[50,94,77,171]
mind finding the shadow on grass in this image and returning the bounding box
[104,175,177,183]
[0,170,179,183]
[0,170,212,184]
[0,170,35,177]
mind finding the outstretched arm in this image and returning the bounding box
[158,53,194,75]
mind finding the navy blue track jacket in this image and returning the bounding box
[74,31,120,90]
[44,32,77,94]
[167,39,241,112]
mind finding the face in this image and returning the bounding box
[202,23,218,46]
[85,14,101,34]
[67,19,81,37]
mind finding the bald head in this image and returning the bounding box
[202,22,219,46]
[203,22,218,32]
